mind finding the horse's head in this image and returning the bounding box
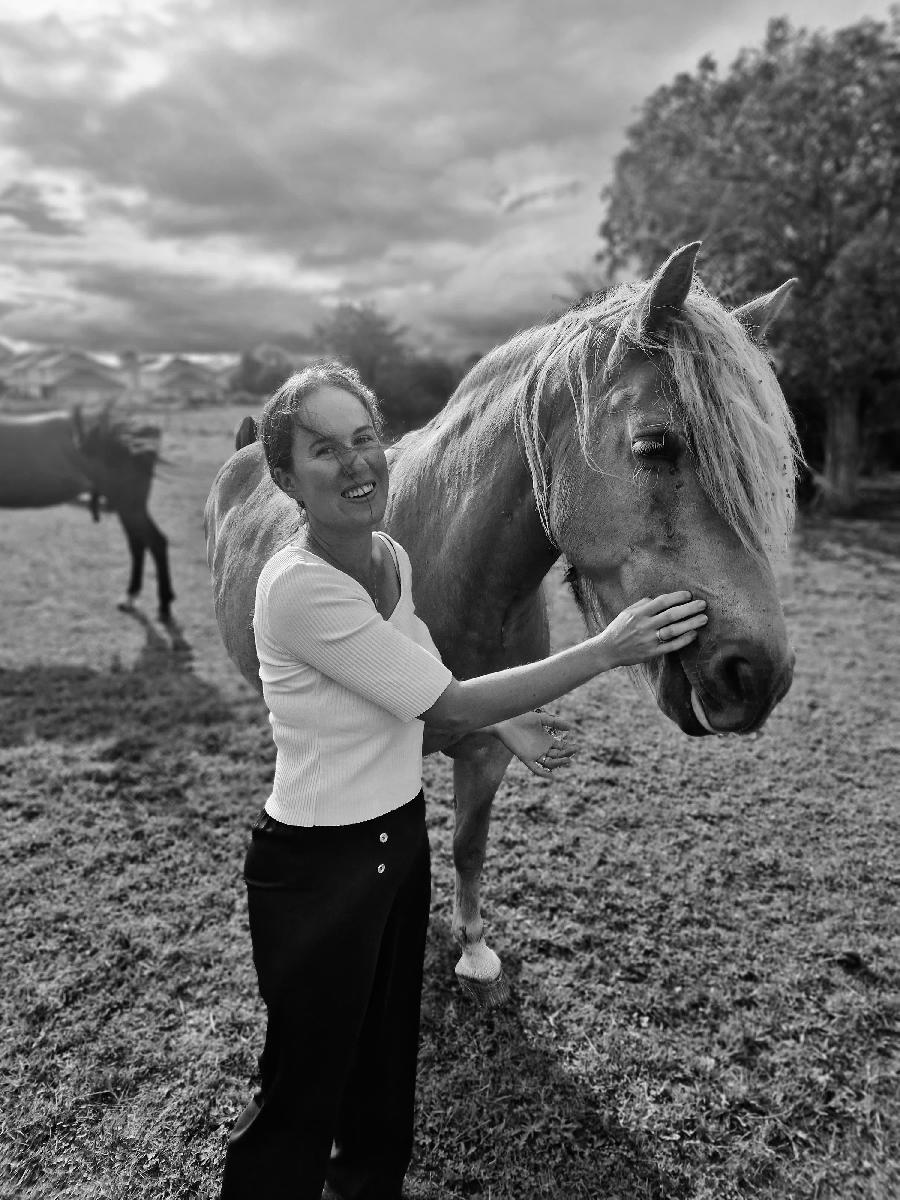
[71,404,162,508]
[535,243,800,735]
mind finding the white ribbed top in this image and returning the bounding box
[253,532,453,826]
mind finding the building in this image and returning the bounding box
[140,354,227,407]
[0,347,127,408]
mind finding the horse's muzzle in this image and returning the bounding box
[662,643,795,736]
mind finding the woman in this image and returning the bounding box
[219,362,707,1200]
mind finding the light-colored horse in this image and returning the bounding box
[204,243,800,1004]
[0,406,175,621]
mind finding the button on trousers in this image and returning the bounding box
[220,791,430,1200]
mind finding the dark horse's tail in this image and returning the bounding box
[235,416,258,451]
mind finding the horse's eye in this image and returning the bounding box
[632,428,678,461]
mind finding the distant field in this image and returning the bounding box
[1,404,898,1199]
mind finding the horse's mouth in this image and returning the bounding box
[660,653,729,736]
[690,687,717,733]
[666,654,785,736]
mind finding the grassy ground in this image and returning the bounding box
[1,406,897,1198]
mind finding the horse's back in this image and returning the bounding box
[204,441,296,691]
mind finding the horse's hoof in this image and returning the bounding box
[116,597,136,613]
[455,969,510,1008]
[454,940,509,1007]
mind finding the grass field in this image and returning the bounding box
[1,405,898,1199]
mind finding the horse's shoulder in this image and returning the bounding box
[206,444,296,577]
[209,442,266,505]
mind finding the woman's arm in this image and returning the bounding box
[419,592,706,734]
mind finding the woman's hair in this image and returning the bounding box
[259,360,385,488]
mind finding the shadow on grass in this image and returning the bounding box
[414,918,688,1200]
[0,609,234,749]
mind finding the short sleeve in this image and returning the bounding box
[262,561,453,721]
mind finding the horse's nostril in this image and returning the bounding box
[698,640,793,731]
[720,654,758,705]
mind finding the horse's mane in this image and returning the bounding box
[457,273,801,563]
[74,405,162,464]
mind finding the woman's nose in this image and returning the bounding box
[337,445,367,473]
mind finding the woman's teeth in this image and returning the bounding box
[342,482,376,500]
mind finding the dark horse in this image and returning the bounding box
[0,405,175,622]
[205,243,800,1004]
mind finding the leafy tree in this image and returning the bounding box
[314,303,408,395]
[598,13,900,512]
[314,302,459,439]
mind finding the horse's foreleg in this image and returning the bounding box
[449,734,514,1008]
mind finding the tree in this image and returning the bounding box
[314,303,408,396]
[314,302,459,439]
[230,344,296,395]
[598,14,900,512]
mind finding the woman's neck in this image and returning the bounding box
[300,522,377,590]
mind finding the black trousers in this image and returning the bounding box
[220,791,430,1200]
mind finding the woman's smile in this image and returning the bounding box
[342,481,377,501]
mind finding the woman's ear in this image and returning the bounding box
[273,466,300,502]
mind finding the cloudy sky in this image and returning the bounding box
[0,0,889,356]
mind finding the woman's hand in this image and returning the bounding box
[491,710,576,779]
[599,591,708,668]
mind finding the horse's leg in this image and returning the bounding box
[115,512,145,613]
[143,511,175,622]
[117,509,174,622]
[448,733,514,1007]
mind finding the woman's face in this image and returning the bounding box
[275,386,389,534]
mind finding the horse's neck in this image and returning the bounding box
[387,386,559,624]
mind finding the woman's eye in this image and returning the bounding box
[314,446,333,457]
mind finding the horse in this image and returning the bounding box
[204,242,800,1006]
[0,405,175,622]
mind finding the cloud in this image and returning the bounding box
[0,181,80,236]
[0,0,886,353]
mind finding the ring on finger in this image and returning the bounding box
[656,627,665,642]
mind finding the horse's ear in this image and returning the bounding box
[732,278,798,339]
[642,241,702,335]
